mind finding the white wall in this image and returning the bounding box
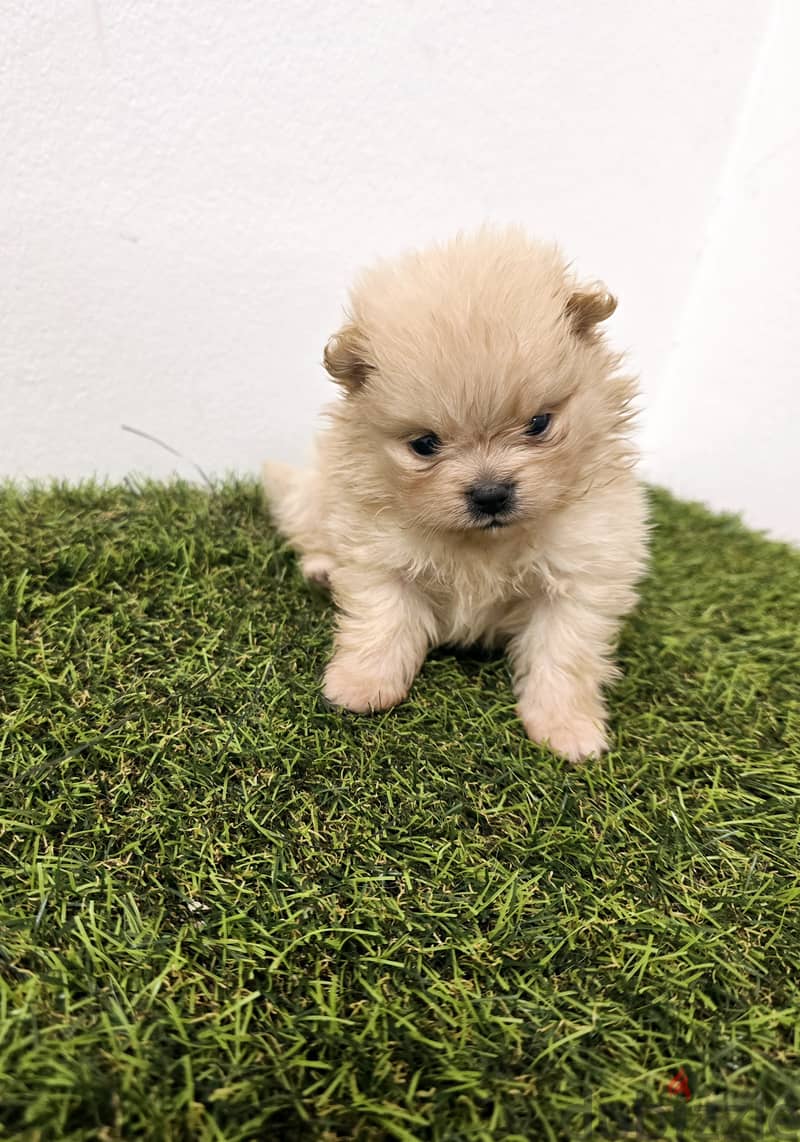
[2,1,795,541]
[643,0,800,544]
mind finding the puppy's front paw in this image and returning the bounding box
[518,702,608,763]
[323,655,409,713]
[301,554,335,588]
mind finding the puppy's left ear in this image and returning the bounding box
[565,285,617,339]
[323,321,372,392]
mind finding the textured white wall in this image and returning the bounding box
[3,1,794,540]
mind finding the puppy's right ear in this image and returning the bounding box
[323,321,372,392]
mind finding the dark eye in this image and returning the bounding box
[409,433,441,457]
[525,413,552,437]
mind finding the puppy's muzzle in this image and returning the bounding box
[467,481,517,520]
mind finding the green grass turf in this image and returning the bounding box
[1,479,799,1142]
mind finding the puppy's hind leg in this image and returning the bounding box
[261,460,311,538]
[262,461,335,586]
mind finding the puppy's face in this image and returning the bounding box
[324,230,635,537]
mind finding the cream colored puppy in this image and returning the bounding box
[264,228,648,762]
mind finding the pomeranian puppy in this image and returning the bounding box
[263,228,648,762]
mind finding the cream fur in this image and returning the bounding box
[264,227,649,762]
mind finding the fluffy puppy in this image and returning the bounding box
[264,228,648,762]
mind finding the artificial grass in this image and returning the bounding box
[0,479,799,1142]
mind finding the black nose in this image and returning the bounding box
[468,481,515,516]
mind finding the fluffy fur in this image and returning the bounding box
[264,228,648,762]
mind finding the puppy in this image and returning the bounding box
[264,228,648,762]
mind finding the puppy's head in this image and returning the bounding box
[324,228,635,536]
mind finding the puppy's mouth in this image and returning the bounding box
[473,512,518,532]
